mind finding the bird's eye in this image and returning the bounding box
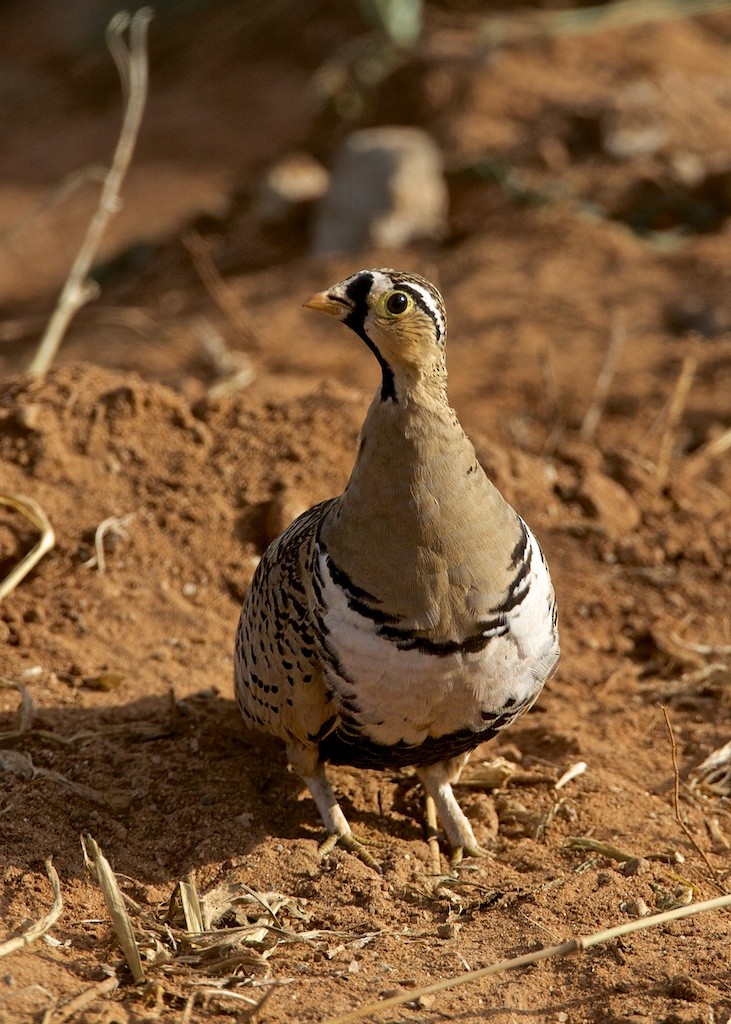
[385,291,409,315]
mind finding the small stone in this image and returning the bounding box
[255,152,330,222]
[622,856,650,876]
[13,404,42,431]
[82,672,125,692]
[312,127,447,255]
[666,974,709,1003]
[620,898,650,917]
[576,471,641,538]
[182,582,198,598]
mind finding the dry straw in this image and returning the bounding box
[28,9,152,376]
[0,493,55,601]
[321,893,731,1024]
[0,859,62,958]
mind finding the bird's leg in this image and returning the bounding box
[417,753,493,865]
[286,741,382,872]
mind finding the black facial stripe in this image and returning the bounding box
[344,272,397,403]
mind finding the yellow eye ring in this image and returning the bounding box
[384,291,410,316]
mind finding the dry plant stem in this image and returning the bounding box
[481,0,731,44]
[655,352,697,488]
[28,9,152,377]
[321,893,731,1024]
[580,313,626,442]
[0,859,62,958]
[183,230,258,347]
[82,834,145,983]
[41,977,119,1024]
[0,166,107,250]
[0,676,35,741]
[0,493,55,601]
[662,706,725,891]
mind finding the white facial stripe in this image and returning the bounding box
[396,280,446,341]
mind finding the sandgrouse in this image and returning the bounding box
[234,269,559,868]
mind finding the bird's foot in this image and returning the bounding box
[449,843,494,867]
[318,831,383,874]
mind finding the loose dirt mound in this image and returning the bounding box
[1,361,729,1022]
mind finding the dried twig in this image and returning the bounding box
[0,859,62,958]
[0,166,107,251]
[0,493,55,601]
[194,317,256,397]
[183,230,258,347]
[182,985,275,1024]
[555,761,587,791]
[82,834,145,983]
[28,9,152,376]
[91,513,134,573]
[655,353,697,489]
[580,313,626,442]
[662,707,725,891]
[0,676,35,742]
[41,977,119,1024]
[481,0,731,45]
[320,893,731,1024]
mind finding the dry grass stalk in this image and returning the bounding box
[179,875,205,935]
[194,317,256,397]
[555,761,587,791]
[182,985,275,1024]
[41,977,118,1024]
[565,836,681,864]
[92,513,134,573]
[0,166,107,251]
[1,747,128,810]
[662,706,725,891]
[655,352,697,488]
[580,312,626,442]
[183,230,258,348]
[321,892,731,1024]
[0,492,55,601]
[0,676,35,742]
[28,9,152,376]
[481,0,731,45]
[82,834,145,983]
[0,859,62,958]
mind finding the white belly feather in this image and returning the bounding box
[318,523,558,748]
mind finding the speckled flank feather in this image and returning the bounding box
[234,269,559,864]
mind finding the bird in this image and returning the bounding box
[234,268,559,869]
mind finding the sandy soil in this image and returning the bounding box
[1,4,730,1023]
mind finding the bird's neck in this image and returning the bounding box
[320,383,520,632]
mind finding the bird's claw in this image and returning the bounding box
[318,831,383,873]
[449,843,494,867]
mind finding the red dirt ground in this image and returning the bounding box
[1,4,730,1023]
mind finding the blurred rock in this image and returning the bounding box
[575,471,641,538]
[312,127,447,255]
[254,152,330,224]
[603,81,668,160]
[664,295,729,339]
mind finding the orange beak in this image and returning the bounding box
[303,291,349,317]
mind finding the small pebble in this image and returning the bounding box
[622,856,650,876]
[620,898,650,917]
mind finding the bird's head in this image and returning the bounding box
[304,269,447,402]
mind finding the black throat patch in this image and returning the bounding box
[344,272,397,402]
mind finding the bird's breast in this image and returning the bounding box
[314,525,558,750]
